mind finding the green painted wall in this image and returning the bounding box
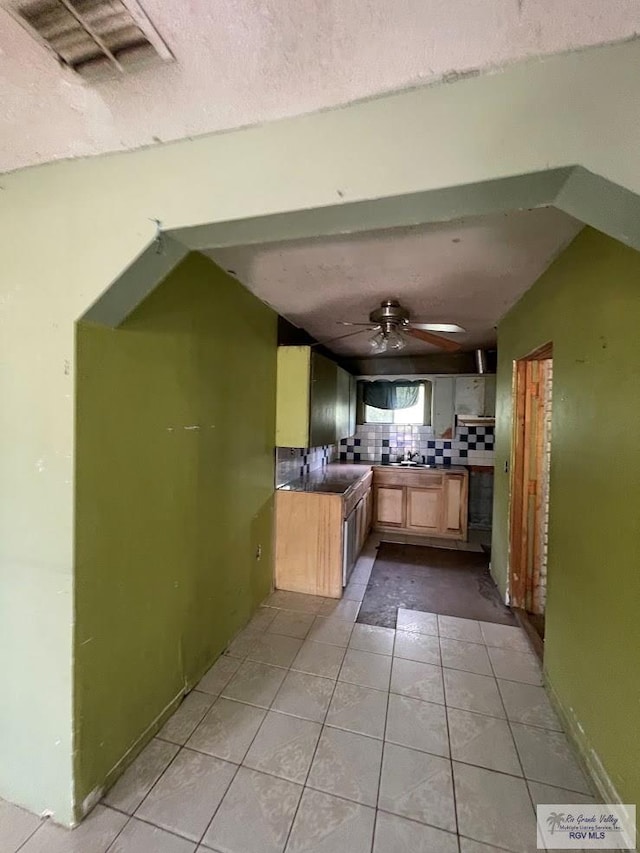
[493,227,640,804]
[74,253,276,809]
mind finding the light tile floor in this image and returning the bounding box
[2,546,595,853]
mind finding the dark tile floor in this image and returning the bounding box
[357,541,516,629]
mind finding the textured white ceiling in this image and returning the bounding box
[207,208,582,355]
[1,0,639,173]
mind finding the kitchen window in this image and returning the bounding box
[358,380,431,425]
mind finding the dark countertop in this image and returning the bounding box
[277,463,372,495]
[277,460,469,495]
[372,463,468,475]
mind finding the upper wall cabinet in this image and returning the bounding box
[432,375,496,438]
[455,376,496,418]
[335,365,353,445]
[276,346,355,448]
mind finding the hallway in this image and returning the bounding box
[3,543,594,853]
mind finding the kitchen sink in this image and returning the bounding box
[385,462,437,469]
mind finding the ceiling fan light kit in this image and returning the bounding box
[348,298,464,354]
[369,325,406,353]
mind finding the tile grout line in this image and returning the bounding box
[14,818,47,853]
[193,597,356,852]
[280,634,351,853]
[485,628,563,853]
[135,687,241,848]
[371,631,394,853]
[103,602,547,851]
[195,620,314,851]
[104,814,135,852]
[243,681,593,797]
[488,648,596,801]
[438,628,463,853]
[285,598,364,851]
[192,612,315,850]
[111,610,286,850]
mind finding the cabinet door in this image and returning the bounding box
[375,486,405,527]
[335,366,352,442]
[454,376,485,417]
[442,474,466,536]
[355,498,366,553]
[432,377,455,439]
[359,488,372,550]
[364,488,373,539]
[310,352,338,447]
[483,375,497,416]
[276,346,311,447]
[348,374,357,438]
[406,487,441,533]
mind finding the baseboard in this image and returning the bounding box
[544,673,628,813]
[76,686,185,822]
[512,607,544,661]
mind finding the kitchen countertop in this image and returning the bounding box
[372,463,468,474]
[277,461,468,495]
[277,463,372,495]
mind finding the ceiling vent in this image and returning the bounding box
[9,0,172,80]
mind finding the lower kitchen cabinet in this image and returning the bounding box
[275,470,373,598]
[373,466,468,540]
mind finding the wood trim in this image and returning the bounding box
[529,359,546,610]
[520,359,536,610]
[509,359,528,608]
[524,341,553,361]
[508,347,553,615]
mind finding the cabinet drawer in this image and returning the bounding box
[373,468,443,488]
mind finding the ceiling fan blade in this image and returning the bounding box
[311,328,372,347]
[337,321,377,327]
[405,327,462,352]
[410,323,466,333]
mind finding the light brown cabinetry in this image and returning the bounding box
[406,487,441,533]
[442,473,466,535]
[355,487,373,552]
[375,486,405,528]
[275,470,373,598]
[373,467,468,540]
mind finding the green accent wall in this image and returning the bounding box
[74,253,276,809]
[493,227,640,805]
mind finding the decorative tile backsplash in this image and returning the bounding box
[339,423,494,467]
[276,445,337,487]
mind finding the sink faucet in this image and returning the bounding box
[403,450,419,461]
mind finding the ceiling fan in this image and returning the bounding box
[322,299,466,354]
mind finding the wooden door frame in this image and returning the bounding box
[508,342,553,609]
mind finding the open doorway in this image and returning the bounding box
[509,344,553,650]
